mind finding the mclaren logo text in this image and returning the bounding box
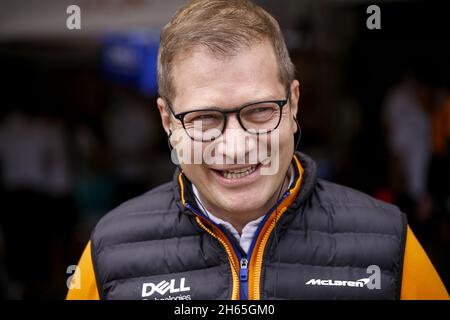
[305,265,381,290]
[306,278,370,288]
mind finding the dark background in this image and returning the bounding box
[0,0,449,299]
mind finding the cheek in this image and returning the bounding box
[269,125,294,155]
[180,163,208,186]
[276,126,295,170]
[280,119,295,150]
[282,130,294,153]
[172,134,205,165]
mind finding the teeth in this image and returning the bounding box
[221,165,256,179]
[261,157,271,166]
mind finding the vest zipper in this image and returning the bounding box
[188,194,293,300]
[245,193,289,300]
[239,257,249,300]
[188,203,252,300]
[249,206,288,299]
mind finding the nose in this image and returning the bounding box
[215,114,257,164]
[224,113,242,131]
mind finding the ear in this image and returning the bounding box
[157,97,172,136]
[289,80,300,133]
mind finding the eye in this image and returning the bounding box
[184,111,223,130]
[242,104,278,122]
[193,114,220,121]
[249,107,273,114]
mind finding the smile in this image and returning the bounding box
[208,162,267,186]
[218,165,257,179]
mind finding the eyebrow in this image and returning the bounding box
[189,93,287,111]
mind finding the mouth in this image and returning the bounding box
[208,158,271,185]
[213,165,258,179]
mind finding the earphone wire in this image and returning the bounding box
[167,130,173,152]
[273,116,302,299]
[273,169,289,300]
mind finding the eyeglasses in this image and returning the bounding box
[164,92,290,142]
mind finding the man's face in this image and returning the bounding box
[158,39,299,216]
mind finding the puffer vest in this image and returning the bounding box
[91,152,407,300]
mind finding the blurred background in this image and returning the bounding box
[0,0,449,299]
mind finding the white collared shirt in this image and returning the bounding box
[192,164,294,254]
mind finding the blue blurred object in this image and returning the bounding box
[101,31,159,96]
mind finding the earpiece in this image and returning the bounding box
[167,129,173,152]
[293,115,301,152]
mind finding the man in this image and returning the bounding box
[67,0,448,300]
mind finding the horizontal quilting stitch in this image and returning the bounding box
[99,233,204,253]
[283,228,400,239]
[103,264,228,287]
[264,261,396,275]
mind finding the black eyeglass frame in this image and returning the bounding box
[163,91,291,141]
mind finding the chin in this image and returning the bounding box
[217,188,270,213]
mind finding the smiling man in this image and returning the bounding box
[67,0,448,300]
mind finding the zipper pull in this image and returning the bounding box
[240,258,248,281]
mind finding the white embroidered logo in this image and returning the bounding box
[305,265,381,290]
[305,278,370,288]
[142,277,190,297]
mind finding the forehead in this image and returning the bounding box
[170,39,284,112]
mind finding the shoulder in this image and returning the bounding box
[99,182,177,222]
[90,181,189,249]
[308,179,407,234]
[315,179,399,210]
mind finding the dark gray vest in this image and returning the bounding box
[90,152,407,300]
